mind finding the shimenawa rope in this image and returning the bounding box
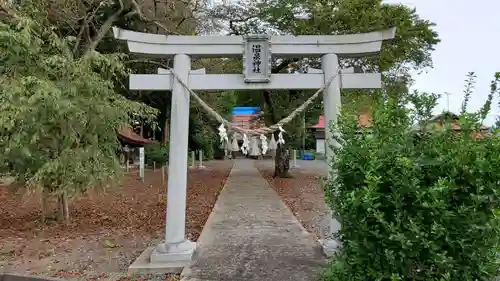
[168,67,342,136]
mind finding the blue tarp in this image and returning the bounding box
[232,107,259,115]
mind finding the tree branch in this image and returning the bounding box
[272,58,300,73]
[228,16,256,35]
[83,0,124,57]
[262,90,278,124]
[124,59,170,69]
[259,58,301,124]
[73,2,101,55]
[0,0,19,20]
[130,0,180,35]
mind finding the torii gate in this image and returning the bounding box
[113,27,396,270]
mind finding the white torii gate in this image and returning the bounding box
[113,27,396,271]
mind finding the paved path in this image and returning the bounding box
[257,159,329,176]
[181,160,326,281]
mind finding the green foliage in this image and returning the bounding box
[0,12,157,199]
[188,90,237,161]
[212,0,440,149]
[145,144,169,165]
[190,120,216,160]
[322,73,500,281]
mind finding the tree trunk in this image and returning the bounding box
[57,193,70,224]
[262,59,300,178]
[274,144,291,178]
[40,189,49,223]
[163,119,169,145]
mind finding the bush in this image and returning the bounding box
[144,144,169,165]
[190,118,216,160]
[213,141,226,160]
[322,73,500,281]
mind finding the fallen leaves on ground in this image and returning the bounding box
[0,161,233,280]
[256,165,328,239]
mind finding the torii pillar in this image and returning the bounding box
[151,54,195,263]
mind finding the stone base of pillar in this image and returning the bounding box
[150,240,196,263]
[128,240,196,275]
[318,238,342,257]
[319,209,342,258]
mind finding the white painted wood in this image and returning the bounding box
[126,40,382,58]
[342,67,355,74]
[130,73,381,91]
[306,67,354,74]
[157,68,206,74]
[322,54,342,162]
[139,147,145,180]
[164,54,191,246]
[198,150,205,168]
[113,27,396,45]
[316,139,325,154]
[292,150,299,168]
[190,151,195,168]
[306,67,323,74]
[113,27,396,58]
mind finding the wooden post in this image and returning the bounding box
[292,149,300,168]
[139,147,145,182]
[161,164,165,184]
[198,150,205,169]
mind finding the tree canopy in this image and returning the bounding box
[0,1,158,221]
[0,0,441,204]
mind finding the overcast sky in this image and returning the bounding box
[384,0,500,125]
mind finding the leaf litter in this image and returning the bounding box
[0,161,233,281]
[256,164,328,240]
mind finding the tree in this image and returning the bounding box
[0,1,158,223]
[13,0,236,157]
[209,0,439,177]
[10,0,216,144]
[322,73,500,281]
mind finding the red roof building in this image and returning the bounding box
[421,112,488,131]
[311,112,489,154]
[117,126,155,146]
[231,114,265,139]
[311,113,372,154]
[311,114,372,129]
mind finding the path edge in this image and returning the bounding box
[180,161,236,280]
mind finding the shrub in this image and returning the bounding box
[0,9,157,222]
[213,141,226,160]
[322,73,500,281]
[144,144,169,165]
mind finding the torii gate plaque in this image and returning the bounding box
[243,34,272,83]
[113,27,396,272]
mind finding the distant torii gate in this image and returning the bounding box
[113,27,396,271]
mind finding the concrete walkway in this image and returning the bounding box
[181,160,326,281]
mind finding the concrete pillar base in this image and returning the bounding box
[151,240,196,263]
[318,238,342,257]
[127,241,196,275]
